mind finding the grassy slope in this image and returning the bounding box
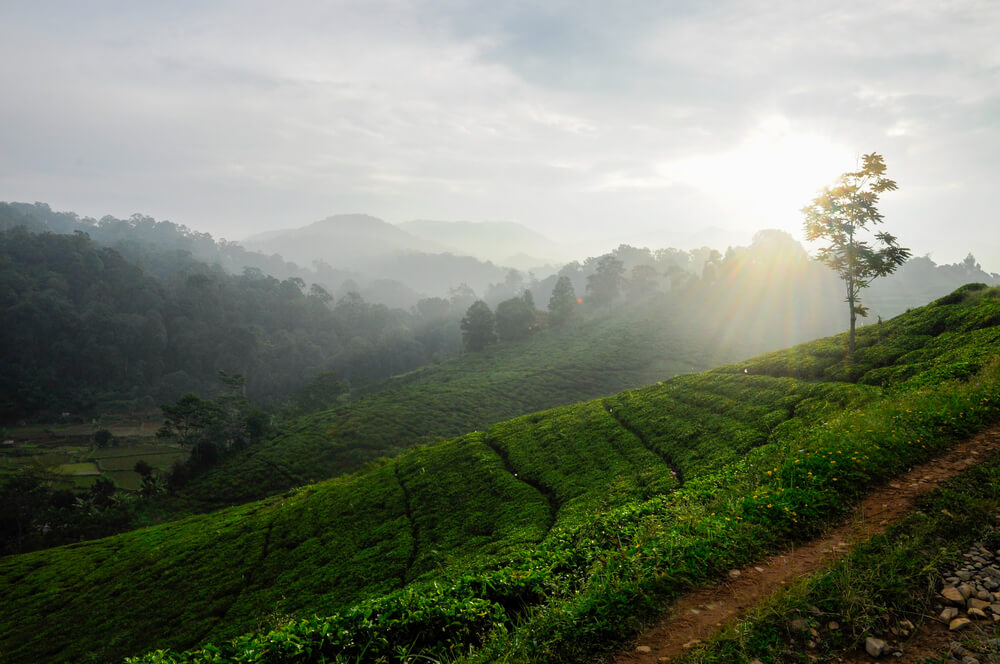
[676,447,1000,663]
[1,285,999,664]
[174,298,710,509]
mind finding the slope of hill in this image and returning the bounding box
[242,214,444,270]
[2,285,999,664]
[397,219,562,267]
[171,297,711,509]
[243,214,521,298]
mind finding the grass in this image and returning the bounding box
[1,285,999,664]
[674,450,1000,663]
[1,437,185,490]
[52,462,100,475]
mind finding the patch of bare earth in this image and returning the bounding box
[613,425,1000,664]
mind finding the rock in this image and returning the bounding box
[969,598,990,611]
[991,603,1000,614]
[789,618,809,632]
[866,636,888,657]
[969,607,989,620]
[636,645,652,654]
[681,639,701,649]
[950,617,973,631]
[941,607,960,621]
[957,570,974,581]
[977,589,992,601]
[942,586,967,605]
[899,618,915,635]
[828,620,840,631]
[958,583,975,599]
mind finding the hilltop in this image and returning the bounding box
[1,284,999,663]
[397,219,562,268]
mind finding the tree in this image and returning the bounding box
[93,428,114,448]
[495,291,536,342]
[626,264,659,300]
[548,276,577,326]
[133,460,153,478]
[802,152,910,355]
[460,300,496,351]
[586,255,624,310]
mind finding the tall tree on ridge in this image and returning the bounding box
[586,255,624,311]
[548,276,577,327]
[460,300,496,352]
[802,152,910,356]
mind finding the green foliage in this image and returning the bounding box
[586,254,625,310]
[93,428,114,448]
[3,284,1000,664]
[486,401,680,528]
[676,453,1000,664]
[172,298,708,509]
[802,152,911,353]
[494,292,537,342]
[547,275,577,327]
[460,300,496,352]
[0,225,466,422]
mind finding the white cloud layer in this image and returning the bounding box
[1,0,998,266]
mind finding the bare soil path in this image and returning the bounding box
[612,425,1000,664]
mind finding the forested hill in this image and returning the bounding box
[0,227,465,420]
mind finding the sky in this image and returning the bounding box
[1,0,999,268]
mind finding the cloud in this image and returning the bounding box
[0,0,998,267]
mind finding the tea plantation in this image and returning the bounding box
[2,285,999,664]
[172,297,712,510]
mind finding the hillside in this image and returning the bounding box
[0,227,462,419]
[171,297,711,509]
[242,214,515,298]
[2,285,999,664]
[242,214,445,269]
[397,219,562,267]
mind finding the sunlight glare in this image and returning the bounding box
[660,118,855,234]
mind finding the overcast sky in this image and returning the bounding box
[2,0,999,267]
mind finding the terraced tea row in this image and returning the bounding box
[172,302,711,510]
[0,368,836,663]
[3,285,1000,664]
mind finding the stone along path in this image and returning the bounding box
[613,425,1000,664]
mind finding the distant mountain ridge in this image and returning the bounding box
[242,214,447,270]
[397,219,562,268]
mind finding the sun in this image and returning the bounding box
[661,117,855,236]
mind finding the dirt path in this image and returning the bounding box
[613,425,1000,664]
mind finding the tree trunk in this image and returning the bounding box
[849,301,856,357]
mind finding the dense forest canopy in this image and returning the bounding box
[0,226,468,420]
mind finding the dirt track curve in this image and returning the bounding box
[612,425,1000,664]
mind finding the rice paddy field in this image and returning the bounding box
[0,419,184,491]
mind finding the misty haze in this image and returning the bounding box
[3,2,1000,663]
